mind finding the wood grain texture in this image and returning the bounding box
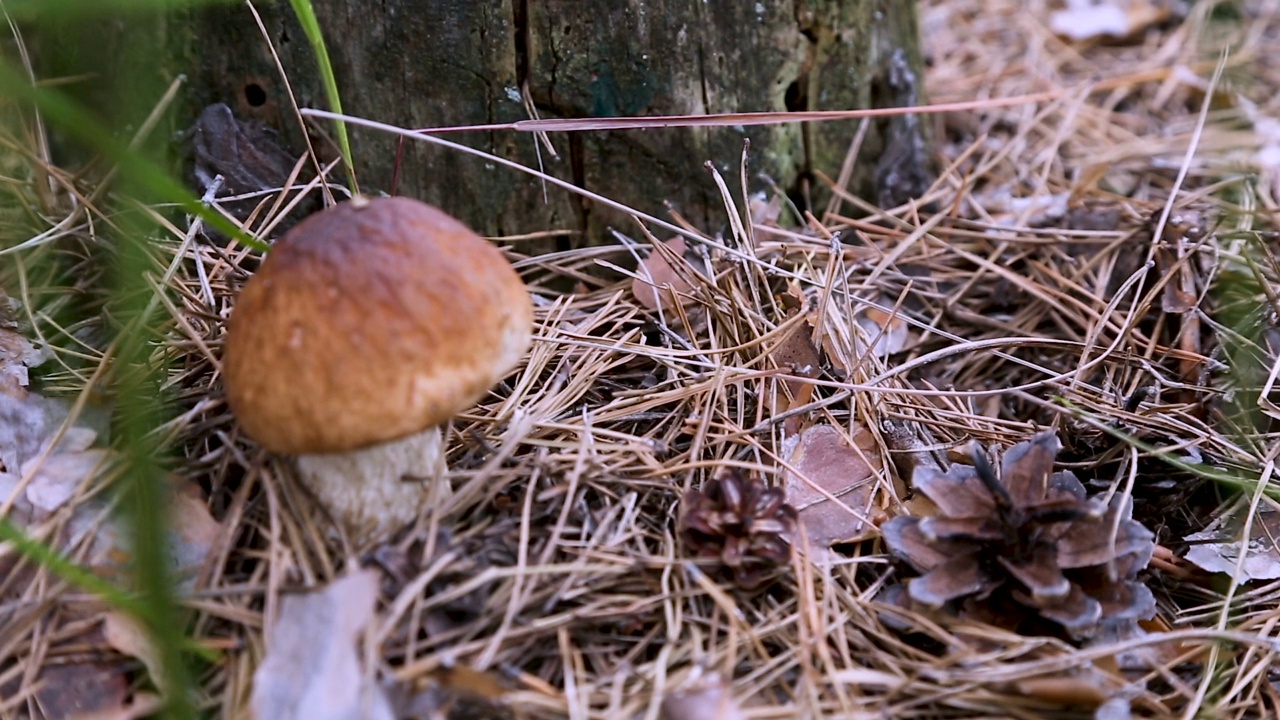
[39,1,929,247]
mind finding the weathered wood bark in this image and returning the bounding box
[41,1,929,246]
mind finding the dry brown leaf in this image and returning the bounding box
[660,673,747,720]
[103,612,167,692]
[781,423,881,549]
[768,319,822,425]
[68,693,164,720]
[22,662,131,720]
[1012,673,1113,707]
[250,569,393,720]
[632,236,696,311]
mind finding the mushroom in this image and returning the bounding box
[221,195,533,545]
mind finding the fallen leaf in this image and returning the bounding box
[781,423,882,549]
[1048,0,1171,43]
[103,612,167,691]
[632,237,697,311]
[748,191,786,240]
[976,185,1071,226]
[23,426,113,517]
[1183,501,1280,581]
[768,319,822,427]
[250,569,394,720]
[854,304,910,357]
[69,693,164,720]
[0,324,50,394]
[1013,672,1113,707]
[660,673,746,720]
[0,388,63,476]
[60,476,223,593]
[1094,698,1135,720]
[28,662,131,720]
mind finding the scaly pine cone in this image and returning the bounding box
[678,471,797,591]
[882,431,1156,640]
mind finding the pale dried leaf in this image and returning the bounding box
[250,569,394,720]
[1183,503,1280,581]
[0,389,63,476]
[781,424,879,547]
[770,321,821,381]
[854,304,910,357]
[1094,698,1135,720]
[24,427,111,516]
[660,673,747,720]
[976,185,1070,226]
[632,236,696,311]
[103,612,167,691]
[0,325,50,392]
[748,191,783,228]
[62,477,222,593]
[748,191,785,240]
[1048,0,1170,43]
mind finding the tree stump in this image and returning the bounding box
[39,0,931,247]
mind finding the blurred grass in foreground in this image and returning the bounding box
[1,0,346,715]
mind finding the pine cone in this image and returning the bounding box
[678,471,797,590]
[882,431,1156,640]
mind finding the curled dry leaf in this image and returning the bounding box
[632,236,696,311]
[768,318,822,423]
[781,423,882,550]
[250,569,394,720]
[748,191,785,241]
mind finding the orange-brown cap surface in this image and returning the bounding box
[222,196,533,455]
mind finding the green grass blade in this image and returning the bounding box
[288,0,359,193]
[3,0,239,20]
[0,516,148,616]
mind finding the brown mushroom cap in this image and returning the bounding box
[222,196,533,455]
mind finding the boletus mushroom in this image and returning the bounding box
[222,195,533,545]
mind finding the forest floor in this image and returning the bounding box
[4,0,1280,718]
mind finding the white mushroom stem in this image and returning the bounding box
[291,425,448,545]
